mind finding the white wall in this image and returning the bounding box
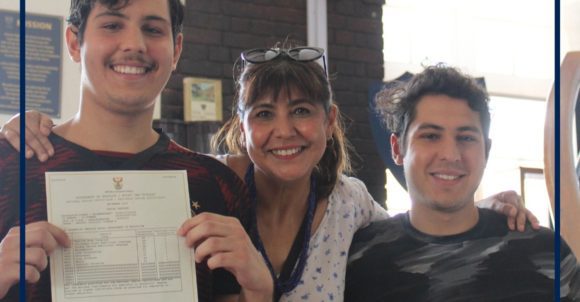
[0,1,80,125]
[562,0,580,55]
[383,0,554,101]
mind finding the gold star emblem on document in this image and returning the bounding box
[191,200,201,215]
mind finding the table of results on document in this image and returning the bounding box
[61,227,184,298]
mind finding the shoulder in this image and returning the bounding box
[0,140,19,191]
[350,213,405,251]
[330,175,375,213]
[162,144,251,226]
[347,214,407,281]
[331,175,389,221]
[154,134,239,182]
[186,152,245,191]
[221,154,250,180]
[476,210,558,265]
[212,154,228,165]
[164,140,237,176]
[331,175,371,202]
[0,140,19,170]
[358,213,404,237]
[336,174,366,189]
[479,208,555,240]
[166,139,200,156]
[0,139,17,156]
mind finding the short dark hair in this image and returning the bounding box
[67,0,184,44]
[375,65,491,156]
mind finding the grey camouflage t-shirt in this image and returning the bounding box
[345,208,580,302]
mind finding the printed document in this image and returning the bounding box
[45,170,197,302]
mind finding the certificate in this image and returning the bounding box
[45,170,197,302]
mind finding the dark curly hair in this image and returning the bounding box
[375,65,491,157]
[67,0,183,44]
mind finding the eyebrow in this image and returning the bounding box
[252,97,313,108]
[417,123,481,133]
[417,124,443,131]
[94,10,169,24]
[288,98,313,106]
[94,10,127,19]
[457,126,482,133]
[251,103,274,110]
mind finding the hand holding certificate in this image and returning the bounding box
[45,170,197,302]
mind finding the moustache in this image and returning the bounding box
[110,54,155,69]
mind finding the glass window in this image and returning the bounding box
[381,1,553,227]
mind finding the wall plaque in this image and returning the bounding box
[0,10,62,117]
[183,77,222,122]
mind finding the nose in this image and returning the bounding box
[273,115,297,138]
[120,26,146,53]
[438,138,461,162]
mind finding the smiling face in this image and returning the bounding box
[392,94,490,213]
[241,86,336,184]
[67,0,182,115]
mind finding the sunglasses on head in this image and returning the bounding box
[241,47,328,77]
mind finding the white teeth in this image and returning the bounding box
[272,147,301,156]
[434,174,459,180]
[113,65,146,75]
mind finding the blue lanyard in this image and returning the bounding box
[244,163,316,300]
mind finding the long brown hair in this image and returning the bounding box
[212,48,353,199]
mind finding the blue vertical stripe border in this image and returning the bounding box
[554,0,561,301]
[19,0,26,302]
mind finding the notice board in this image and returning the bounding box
[0,10,62,117]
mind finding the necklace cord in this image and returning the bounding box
[244,164,316,300]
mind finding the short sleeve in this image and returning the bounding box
[339,175,389,229]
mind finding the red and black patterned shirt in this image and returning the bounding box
[0,132,250,302]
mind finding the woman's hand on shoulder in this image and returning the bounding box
[475,190,540,231]
[0,110,55,161]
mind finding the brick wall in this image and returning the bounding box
[162,0,307,121]
[328,0,386,203]
[161,0,386,204]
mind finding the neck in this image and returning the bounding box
[409,203,479,236]
[248,167,316,276]
[53,97,158,153]
[254,172,311,225]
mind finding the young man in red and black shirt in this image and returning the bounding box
[0,1,272,301]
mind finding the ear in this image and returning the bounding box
[390,133,404,165]
[172,33,183,71]
[485,138,492,160]
[239,116,245,135]
[65,26,81,63]
[239,116,247,149]
[239,116,247,139]
[325,104,338,139]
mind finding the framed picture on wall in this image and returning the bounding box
[519,167,553,228]
[183,77,223,122]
